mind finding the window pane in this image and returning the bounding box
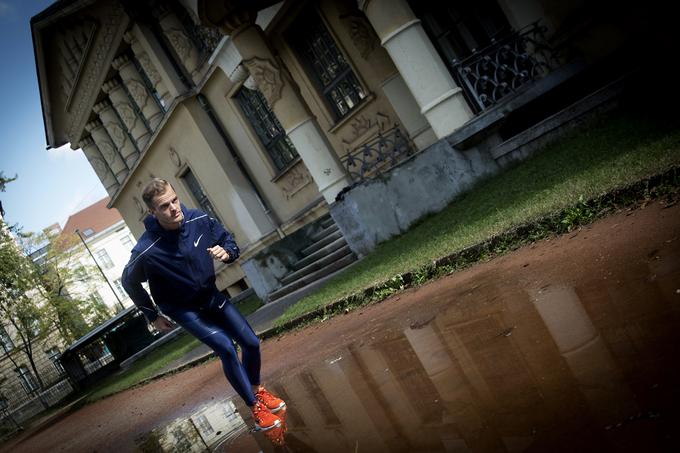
[288,10,366,119]
[235,87,298,171]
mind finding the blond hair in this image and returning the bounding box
[142,178,172,208]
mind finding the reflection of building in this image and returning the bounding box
[31,0,670,304]
[248,274,679,452]
[136,399,248,452]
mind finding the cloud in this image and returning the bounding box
[47,143,81,162]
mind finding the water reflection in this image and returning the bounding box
[135,399,248,452]
[140,243,680,452]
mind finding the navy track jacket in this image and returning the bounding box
[122,205,240,322]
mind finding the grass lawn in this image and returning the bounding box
[83,296,261,402]
[276,108,680,325]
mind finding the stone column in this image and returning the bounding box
[102,78,150,152]
[112,54,164,131]
[123,30,173,109]
[403,323,506,451]
[225,23,352,204]
[79,136,119,196]
[359,0,474,139]
[530,286,639,425]
[93,99,139,168]
[84,118,128,183]
[127,24,186,102]
[153,4,203,83]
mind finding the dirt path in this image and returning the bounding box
[4,200,679,452]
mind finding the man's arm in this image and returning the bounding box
[121,250,159,323]
[208,217,240,263]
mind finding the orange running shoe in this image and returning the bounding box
[251,401,281,431]
[256,387,287,413]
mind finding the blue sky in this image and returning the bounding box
[0,0,108,234]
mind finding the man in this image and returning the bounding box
[122,178,285,431]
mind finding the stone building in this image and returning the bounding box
[31,0,667,303]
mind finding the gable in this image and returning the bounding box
[32,0,130,148]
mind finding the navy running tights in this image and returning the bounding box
[170,297,260,406]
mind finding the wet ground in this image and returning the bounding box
[5,201,680,452]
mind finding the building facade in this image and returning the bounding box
[60,197,137,313]
[31,0,666,301]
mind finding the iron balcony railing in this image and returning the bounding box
[341,125,415,183]
[451,22,559,113]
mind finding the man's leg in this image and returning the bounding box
[171,309,257,405]
[215,300,286,412]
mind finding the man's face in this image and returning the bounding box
[149,186,183,229]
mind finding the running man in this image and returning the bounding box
[122,178,285,431]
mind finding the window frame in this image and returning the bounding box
[285,8,368,122]
[233,85,299,174]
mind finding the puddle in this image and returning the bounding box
[137,245,680,452]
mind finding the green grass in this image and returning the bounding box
[276,109,680,325]
[85,332,201,402]
[82,295,261,402]
[234,294,263,317]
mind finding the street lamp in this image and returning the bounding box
[74,229,125,311]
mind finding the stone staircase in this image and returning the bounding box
[268,215,357,302]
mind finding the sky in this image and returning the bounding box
[0,0,109,234]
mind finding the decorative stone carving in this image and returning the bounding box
[166,29,192,61]
[341,14,376,59]
[127,80,149,109]
[109,123,127,147]
[136,52,161,84]
[89,157,108,178]
[279,163,312,200]
[57,19,98,109]
[168,147,182,167]
[98,141,116,162]
[243,57,283,107]
[68,2,126,141]
[116,103,137,129]
[341,111,390,146]
[133,196,146,217]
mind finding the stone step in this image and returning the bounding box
[309,223,339,243]
[301,230,344,256]
[293,236,348,271]
[281,245,353,286]
[269,252,357,302]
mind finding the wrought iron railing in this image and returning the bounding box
[341,126,415,182]
[451,22,559,113]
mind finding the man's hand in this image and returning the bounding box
[207,245,230,263]
[152,316,176,332]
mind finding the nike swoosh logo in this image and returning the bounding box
[218,300,226,309]
[193,234,203,247]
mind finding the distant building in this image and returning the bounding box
[61,197,136,313]
[0,202,72,427]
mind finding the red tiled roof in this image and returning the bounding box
[62,197,122,237]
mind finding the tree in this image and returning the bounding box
[21,230,111,344]
[0,223,50,392]
[0,172,17,193]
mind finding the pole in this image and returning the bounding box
[74,229,125,311]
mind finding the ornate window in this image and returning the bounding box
[181,168,221,223]
[287,9,366,120]
[235,87,298,172]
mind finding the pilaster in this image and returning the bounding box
[112,53,164,131]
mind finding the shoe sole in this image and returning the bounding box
[254,418,282,432]
[269,402,286,414]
